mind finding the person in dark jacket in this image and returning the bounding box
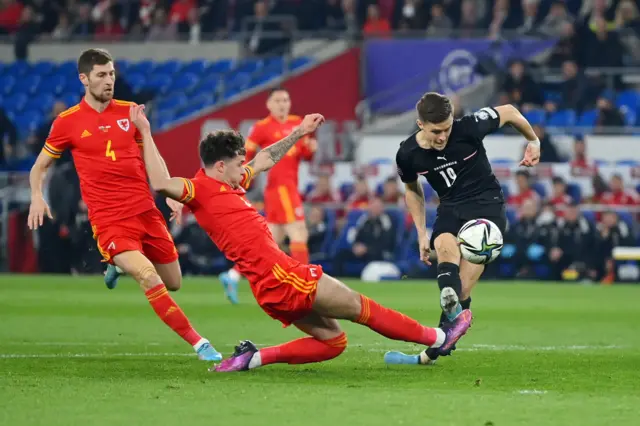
[594,211,635,283]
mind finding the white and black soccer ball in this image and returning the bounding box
[457,219,504,265]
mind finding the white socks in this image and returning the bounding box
[227,268,241,281]
[247,351,262,369]
[432,328,446,348]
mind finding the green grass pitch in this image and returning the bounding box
[1,275,639,426]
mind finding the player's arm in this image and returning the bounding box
[245,113,325,175]
[493,104,540,167]
[396,150,427,237]
[28,118,70,230]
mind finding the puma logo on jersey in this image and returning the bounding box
[437,156,447,161]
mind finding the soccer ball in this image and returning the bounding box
[457,219,504,265]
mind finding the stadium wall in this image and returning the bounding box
[154,48,361,177]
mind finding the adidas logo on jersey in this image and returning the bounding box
[81,130,92,138]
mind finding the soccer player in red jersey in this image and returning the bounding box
[218,88,315,303]
[27,48,221,362]
[130,104,473,372]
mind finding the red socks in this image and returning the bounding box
[145,284,202,346]
[290,242,310,264]
[258,333,348,366]
[354,294,438,346]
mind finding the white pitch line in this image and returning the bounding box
[0,352,195,359]
[517,390,548,395]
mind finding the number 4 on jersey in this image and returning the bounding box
[105,140,116,161]
[439,167,457,187]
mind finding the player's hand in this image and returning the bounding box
[28,195,53,230]
[166,198,183,225]
[520,142,541,167]
[130,104,151,134]
[418,233,432,266]
[299,114,325,134]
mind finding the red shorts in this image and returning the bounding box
[252,262,323,327]
[264,185,305,225]
[92,208,178,265]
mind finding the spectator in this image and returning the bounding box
[73,2,95,36]
[508,170,540,207]
[340,0,359,38]
[427,2,453,36]
[504,199,553,278]
[517,0,542,35]
[0,0,24,34]
[457,0,483,37]
[69,199,103,275]
[595,93,626,129]
[325,0,346,31]
[546,60,589,113]
[307,206,329,262]
[588,173,609,203]
[363,3,390,36]
[548,202,597,280]
[51,12,72,40]
[547,22,581,67]
[394,0,426,31]
[95,9,125,41]
[381,177,403,205]
[569,135,598,177]
[539,1,574,37]
[347,176,371,209]
[501,60,544,112]
[615,0,640,64]
[548,176,574,217]
[14,5,39,60]
[246,0,288,56]
[594,210,634,283]
[533,125,563,162]
[585,16,625,68]
[335,198,397,275]
[307,175,338,204]
[147,8,177,41]
[0,107,17,167]
[601,174,639,206]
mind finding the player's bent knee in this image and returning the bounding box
[164,278,182,292]
[133,266,162,290]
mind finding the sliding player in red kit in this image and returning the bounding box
[218,88,315,304]
[27,48,221,361]
[130,104,473,372]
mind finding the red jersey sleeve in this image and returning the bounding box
[42,117,71,159]
[245,124,263,162]
[179,178,199,208]
[239,165,255,190]
[299,135,316,161]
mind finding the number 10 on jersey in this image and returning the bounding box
[440,167,457,187]
[105,140,116,161]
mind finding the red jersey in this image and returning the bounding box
[180,167,293,283]
[548,194,573,217]
[600,190,639,206]
[507,189,540,207]
[245,115,314,190]
[43,98,155,226]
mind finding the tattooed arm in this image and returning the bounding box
[246,113,325,174]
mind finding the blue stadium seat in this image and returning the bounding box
[145,74,172,93]
[0,74,16,95]
[577,109,597,128]
[14,110,44,137]
[506,207,517,226]
[263,57,284,74]
[339,182,354,201]
[235,59,262,74]
[169,72,199,93]
[62,79,84,95]
[128,60,154,75]
[616,160,639,167]
[125,73,146,93]
[157,92,188,112]
[5,60,30,76]
[154,110,176,131]
[523,109,546,126]
[208,59,234,74]
[115,59,130,75]
[14,74,41,95]
[594,159,610,167]
[547,110,576,126]
[196,74,222,94]
[251,72,279,87]
[153,60,182,76]
[32,61,56,76]
[60,92,81,108]
[620,106,637,126]
[4,93,28,112]
[189,93,216,111]
[501,184,510,200]
[566,183,581,203]
[49,74,68,95]
[289,56,311,71]
[616,211,634,228]
[582,210,596,224]
[26,93,55,114]
[224,72,252,90]
[181,59,208,75]
[57,61,77,77]
[543,90,562,103]
[615,90,640,110]
[532,182,547,198]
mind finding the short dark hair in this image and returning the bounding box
[268,87,288,98]
[416,92,453,124]
[199,130,246,167]
[552,176,566,185]
[78,48,113,75]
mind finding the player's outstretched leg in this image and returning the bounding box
[214,314,346,372]
[114,251,222,361]
[313,274,472,351]
[218,266,240,304]
[104,264,124,289]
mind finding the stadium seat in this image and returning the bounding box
[615,90,640,110]
[57,60,77,77]
[616,211,634,228]
[49,74,68,96]
[547,110,577,127]
[169,72,199,93]
[61,92,81,108]
[14,74,42,95]
[581,210,596,224]
[157,93,189,112]
[31,61,56,76]
[146,74,173,93]
[506,207,518,226]
[128,60,154,75]
[181,59,208,75]
[620,106,637,126]
[543,90,563,103]
[4,93,28,112]
[616,160,639,167]
[124,73,146,93]
[208,59,234,74]
[339,182,354,201]
[523,109,546,126]
[577,109,597,128]
[566,183,582,203]
[289,56,311,71]
[235,59,262,74]
[153,60,183,76]
[5,60,31,76]
[532,182,547,198]
[26,93,55,114]
[0,74,16,95]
